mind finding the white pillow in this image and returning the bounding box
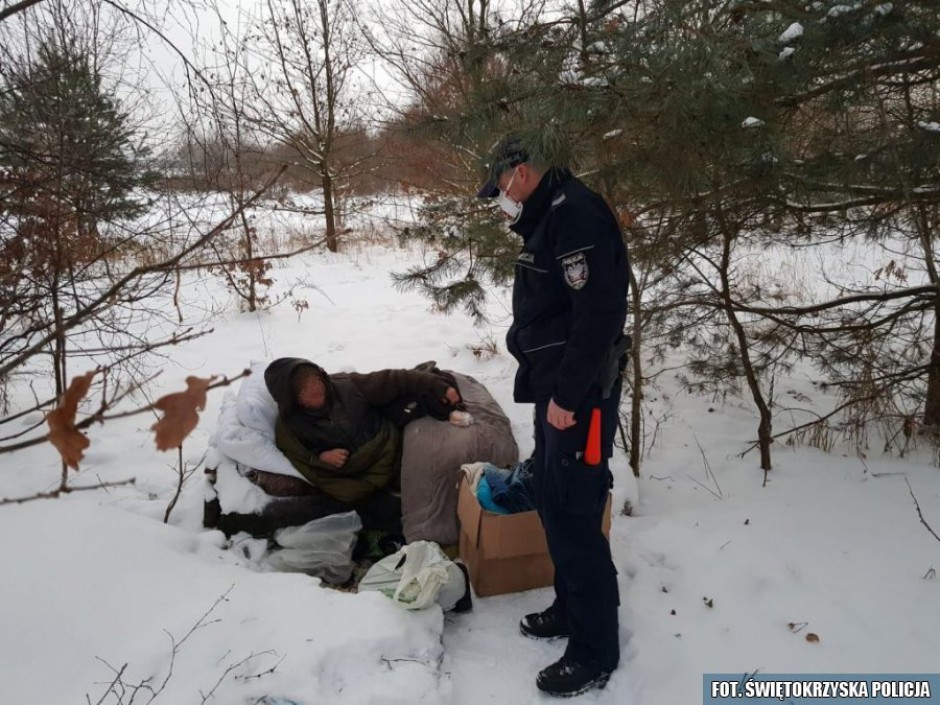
[212,383,306,480]
[236,360,280,436]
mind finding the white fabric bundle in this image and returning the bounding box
[210,361,305,481]
[358,541,467,611]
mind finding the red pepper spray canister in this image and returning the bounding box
[584,408,602,466]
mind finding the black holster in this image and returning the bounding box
[598,333,632,399]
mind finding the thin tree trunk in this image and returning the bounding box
[900,77,940,426]
[629,277,642,478]
[915,205,940,425]
[924,300,940,425]
[576,0,590,67]
[51,289,69,492]
[717,217,773,476]
[322,169,338,253]
[239,207,258,312]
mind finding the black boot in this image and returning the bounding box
[203,497,222,530]
[452,562,473,613]
[520,605,570,640]
[536,657,612,697]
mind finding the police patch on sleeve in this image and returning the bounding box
[561,252,589,290]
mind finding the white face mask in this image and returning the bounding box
[497,167,523,224]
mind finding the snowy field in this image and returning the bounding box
[1,213,939,704]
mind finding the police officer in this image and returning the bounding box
[477,134,631,697]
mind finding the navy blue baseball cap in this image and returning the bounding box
[476,134,529,198]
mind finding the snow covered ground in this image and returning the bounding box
[1,230,939,704]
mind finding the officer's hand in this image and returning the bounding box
[547,399,576,430]
[443,386,461,405]
[319,448,349,468]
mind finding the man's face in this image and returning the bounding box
[297,376,327,410]
[497,164,523,202]
[497,162,541,205]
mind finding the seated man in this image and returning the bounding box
[214,358,461,538]
[265,357,461,499]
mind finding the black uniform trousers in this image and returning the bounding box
[532,382,621,671]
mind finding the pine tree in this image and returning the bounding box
[0,39,150,239]
[391,0,940,468]
[0,36,152,398]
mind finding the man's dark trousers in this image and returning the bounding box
[532,382,621,671]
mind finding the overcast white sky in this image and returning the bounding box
[133,0,417,148]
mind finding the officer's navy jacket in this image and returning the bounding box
[506,169,631,411]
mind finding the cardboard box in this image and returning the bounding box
[456,476,612,597]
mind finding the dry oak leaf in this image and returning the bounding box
[151,376,214,451]
[46,370,97,470]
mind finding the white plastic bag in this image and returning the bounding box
[358,540,467,611]
[266,511,362,584]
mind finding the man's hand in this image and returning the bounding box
[443,386,461,405]
[546,399,576,430]
[319,448,349,468]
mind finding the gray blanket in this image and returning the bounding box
[400,372,519,545]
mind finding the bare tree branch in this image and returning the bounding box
[0,0,45,24]
[0,369,250,457]
[0,477,135,506]
[0,169,284,380]
[906,478,940,545]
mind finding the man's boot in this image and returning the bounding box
[536,656,612,697]
[519,605,569,640]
